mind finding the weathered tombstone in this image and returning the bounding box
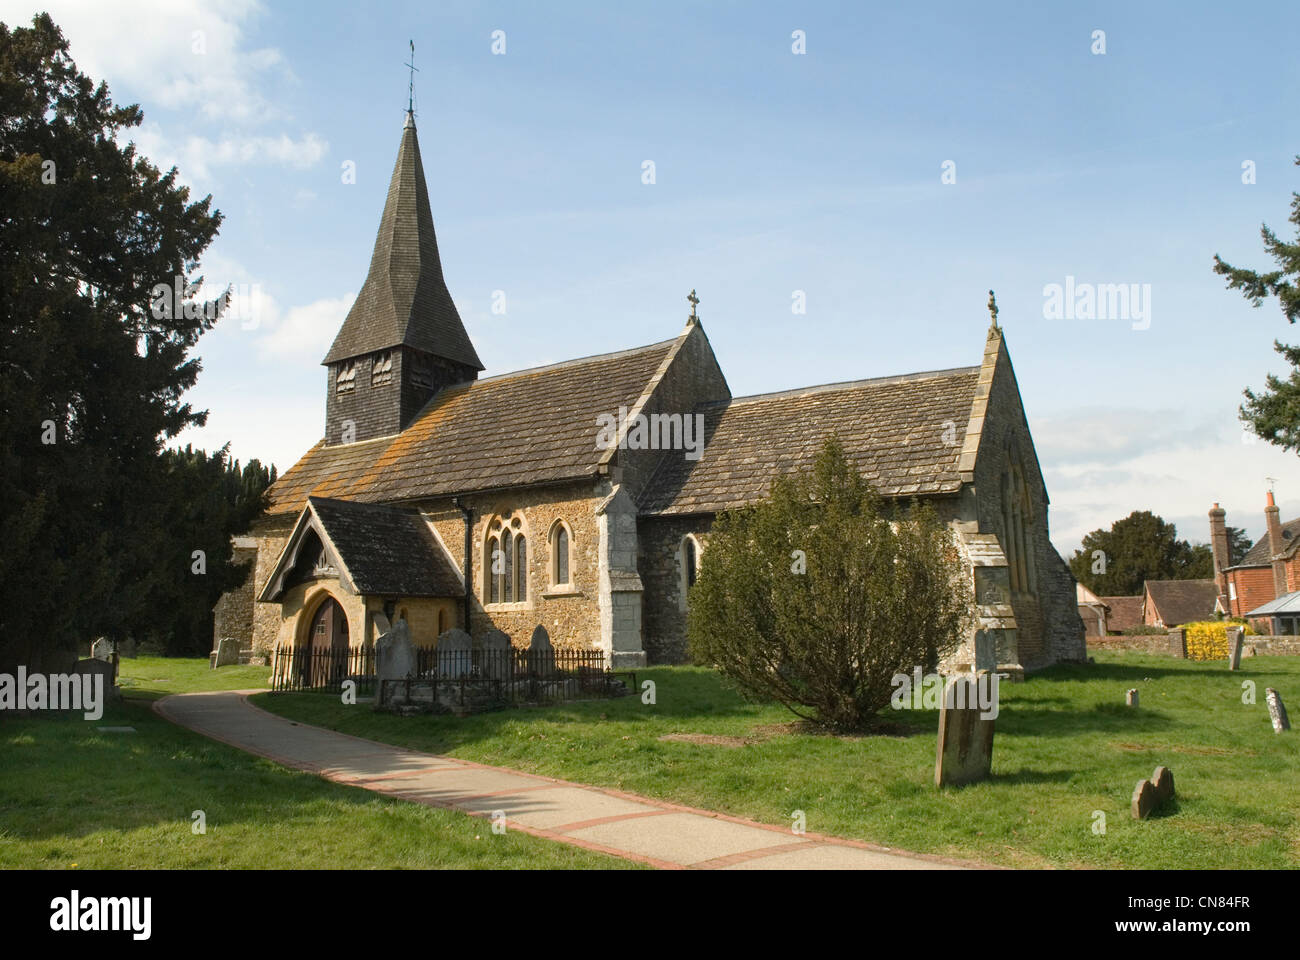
[375,620,416,706]
[527,624,554,676]
[1266,688,1291,733]
[437,628,473,678]
[1131,765,1175,819]
[480,629,512,680]
[934,675,995,787]
[1126,688,1139,707]
[1167,628,1187,659]
[73,658,120,703]
[214,636,241,667]
[1226,626,1244,671]
[91,637,113,662]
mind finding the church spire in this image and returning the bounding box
[322,112,482,371]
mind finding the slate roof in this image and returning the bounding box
[322,113,482,370]
[266,339,677,515]
[1235,518,1300,567]
[1245,589,1300,617]
[1144,579,1219,627]
[1099,595,1143,633]
[308,497,462,597]
[638,366,980,516]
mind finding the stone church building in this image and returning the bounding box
[214,110,1084,677]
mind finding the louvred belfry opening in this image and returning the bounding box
[323,110,483,445]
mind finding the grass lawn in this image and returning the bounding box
[253,651,1300,869]
[0,657,637,869]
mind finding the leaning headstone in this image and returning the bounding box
[1131,765,1175,819]
[1126,689,1139,707]
[1167,628,1187,659]
[1266,688,1291,733]
[214,636,242,667]
[375,620,417,706]
[480,629,512,680]
[1226,626,1244,671]
[934,675,995,787]
[437,628,473,678]
[91,638,113,662]
[73,658,120,703]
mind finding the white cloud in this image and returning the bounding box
[256,294,355,361]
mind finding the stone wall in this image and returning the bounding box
[250,514,296,656]
[639,514,712,664]
[1089,633,1300,657]
[420,479,606,651]
[971,332,1085,670]
[211,542,257,654]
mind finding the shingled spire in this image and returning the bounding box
[323,110,483,446]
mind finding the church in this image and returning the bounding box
[214,109,1085,678]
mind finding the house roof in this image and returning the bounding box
[1099,595,1143,632]
[260,497,463,601]
[322,112,482,370]
[266,338,677,516]
[637,366,980,515]
[1143,579,1218,626]
[1234,517,1300,567]
[1245,589,1300,617]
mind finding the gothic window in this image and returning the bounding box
[679,534,701,610]
[336,361,357,393]
[1001,457,1035,594]
[371,351,393,386]
[550,522,572,587]
[484,514,528,605]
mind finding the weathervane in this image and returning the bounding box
[404,40,419,117]
[987,289,999,329]
[1267,476,1278,493]
[687,289,700,323]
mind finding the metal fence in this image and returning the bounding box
[270,644,374,694]
[270,643,631,708]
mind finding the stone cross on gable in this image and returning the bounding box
[687,289,700,323]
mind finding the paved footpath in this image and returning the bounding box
[155,690,973,870]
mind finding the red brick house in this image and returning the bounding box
[1209,494,1300,625]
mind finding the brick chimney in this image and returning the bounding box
[1208,502,1230,609]
[1266,491,1287,598]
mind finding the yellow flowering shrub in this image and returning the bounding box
[1183,621,1255,661]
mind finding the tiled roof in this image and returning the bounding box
[322,113,482,370]
[1144,579,1218,627]
[309,496,462,597]
[638,366,980,516]
[1099,595,1143,633]
[266,338,677,515]
[1236,518,1300,567]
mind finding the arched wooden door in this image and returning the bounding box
[306,597,349,687]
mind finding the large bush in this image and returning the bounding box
[686,438,973,731]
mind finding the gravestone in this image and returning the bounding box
[934,675,995,787]
[480,629,512,680]
[91,638,113,662]
[1167,628,1187,659]
[1126,689,1139,707]
[526,624,554,677]
[73,658,120,703]
[214,636,242,667]
[1131,765,1175,819]
[375,620,416,706]
[437,628,473,678]
[1266,688,1291,733]
[1226,627,1244,671]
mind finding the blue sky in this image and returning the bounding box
[8,0,1300,555]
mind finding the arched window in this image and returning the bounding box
[484,514,529,605]
[437,609,447,635]
[1001,457,1035,595]
[679,534,701,610]
[550,521,572,587]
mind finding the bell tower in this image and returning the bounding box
[322,109,482,445]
